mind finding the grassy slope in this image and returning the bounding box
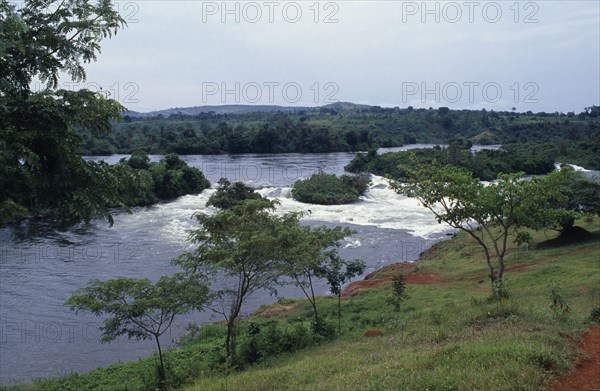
[4,219,598,391]
[185,219,600,391]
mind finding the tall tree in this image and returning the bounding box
[174,199,298,361]
[391,162,574,287]
[0,0,139,226]
[279,224,355,333]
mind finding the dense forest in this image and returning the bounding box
[345,144,557,181]
[79,104,600,169]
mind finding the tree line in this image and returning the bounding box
[346,142,557,181]
[79,106,600,170]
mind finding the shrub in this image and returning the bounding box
[549,284,571,316]
[237,321,313,366]
[388,274,409,312]
[490,279,511,302]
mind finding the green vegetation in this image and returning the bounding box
[173,199,361,361]
[0,0,136,226]
[79,106,600,170]
[0,1,210,227]
[388,274,409,312]
[109,152,211,206]
[65,275,210,389]
[346,144,556,181]
[182,218,600,391]
[205,178,263,209]
[391,163,575,285]
[292,173,370,205]
[555,172,600,230]
[174,199,301,360]
[278,225,360,334]
[8,218,598,390]
[315,255,365,333]
[137,153,210,202]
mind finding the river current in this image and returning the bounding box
[0,144,506,384]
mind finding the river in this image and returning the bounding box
[0,144,506,385]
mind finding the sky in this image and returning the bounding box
[54,1,600,113]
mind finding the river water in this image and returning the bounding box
[0,144,504,385]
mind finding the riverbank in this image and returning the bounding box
[183,219,600,391]
[4,217,599,390]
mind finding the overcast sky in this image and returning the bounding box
[71,1,600,113]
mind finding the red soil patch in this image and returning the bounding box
[404,272,442,285]
[342,263,442,297]
[341,278,390,297]
[364,329,383,337]
[546,325,600,391]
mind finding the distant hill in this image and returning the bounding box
[125,102,373,118]
[321,102,373,111]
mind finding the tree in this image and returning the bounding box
[174,199,298,361]
[148,154,211,200]
[206,178,263,210]
[127,151,151,170]
[315,254,365,333]
[279,225,355,334]
[0,0,139,226]
[391,162,574,286]
[555,171,600,230]
[66,274,209,388]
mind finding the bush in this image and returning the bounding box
[388,274,409,312]
[237,321,313,366]
[127,151,150,170]
[549,284,571,316]
[490,279,511,302]
[291,172,370,205]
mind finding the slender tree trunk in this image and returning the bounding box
[497,255,506,282]
[337,292,341,334]
[294,273,320,333]
[225,316,239,360]
[497,229,509,282]
[486,255,495,287]
[155,334,165,390]
[225,322,232,358]
[308,274,321,333]
[310,299,321,333]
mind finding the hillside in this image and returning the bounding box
[126,105,309,118]
[10,218,599,390]
[183,219,600,391]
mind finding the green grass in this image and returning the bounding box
[184,218,600,391]
[4,218,599,391]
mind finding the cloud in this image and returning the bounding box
[76,0,600,112]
